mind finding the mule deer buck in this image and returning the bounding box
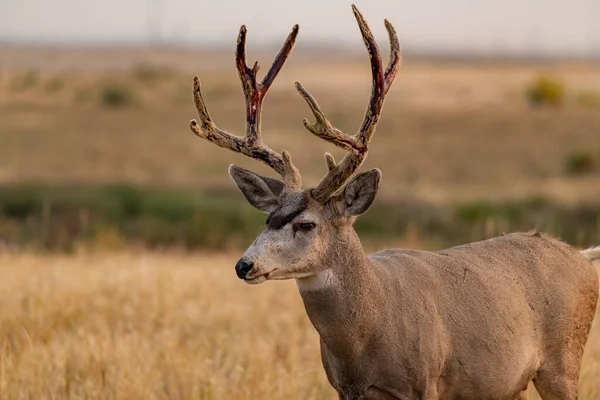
[189,5,599,399]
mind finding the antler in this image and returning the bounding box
[296,4,401,203]
[190,24,302,190]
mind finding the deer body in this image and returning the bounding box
[188,5,599,399]
[298,229,598,399]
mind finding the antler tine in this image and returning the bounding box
[295,82,358,152]
[190,25,302,190]
[296,5,401,203]
[383,19,402,91]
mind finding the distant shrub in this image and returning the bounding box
[106,184,144,217]
[100,84,135,108]
[526,75,565,107]
[564,151,596,175]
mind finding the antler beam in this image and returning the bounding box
[296,5,401,203]
[190,25,301,189]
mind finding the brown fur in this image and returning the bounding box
[299,228,598,399]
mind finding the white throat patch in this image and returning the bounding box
[296,269,336,291]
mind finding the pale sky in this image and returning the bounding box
[0,0,598,56]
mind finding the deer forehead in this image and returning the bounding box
[266,191,326,230]
[266,193,308,230]
[266,207,323,231]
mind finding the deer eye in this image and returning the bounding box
[296,222,316,232]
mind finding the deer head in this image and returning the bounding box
[190,5,401,284]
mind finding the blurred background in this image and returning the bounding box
[0,0,599,251]
[1,2,600,399]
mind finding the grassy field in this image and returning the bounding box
[0,252,598,399]
[0,47,600,398]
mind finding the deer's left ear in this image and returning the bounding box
[331,169,381,217]
[229,165,284,213]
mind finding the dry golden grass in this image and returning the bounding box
[0,251,598,399]
[0,252,331,399]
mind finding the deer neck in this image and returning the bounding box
[296,228,381,356]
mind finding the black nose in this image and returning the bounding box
[235,260,254,279]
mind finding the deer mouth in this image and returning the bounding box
[244,269,276,284]
[244,275,267,284]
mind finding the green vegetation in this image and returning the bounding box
[0,185,261,251]
[100,84,136,108]
[564,151,597,175]
[526,75,565,107]
[0,184,597,252]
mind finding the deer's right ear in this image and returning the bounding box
[330,169,381,217]
[228,165,284,213]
